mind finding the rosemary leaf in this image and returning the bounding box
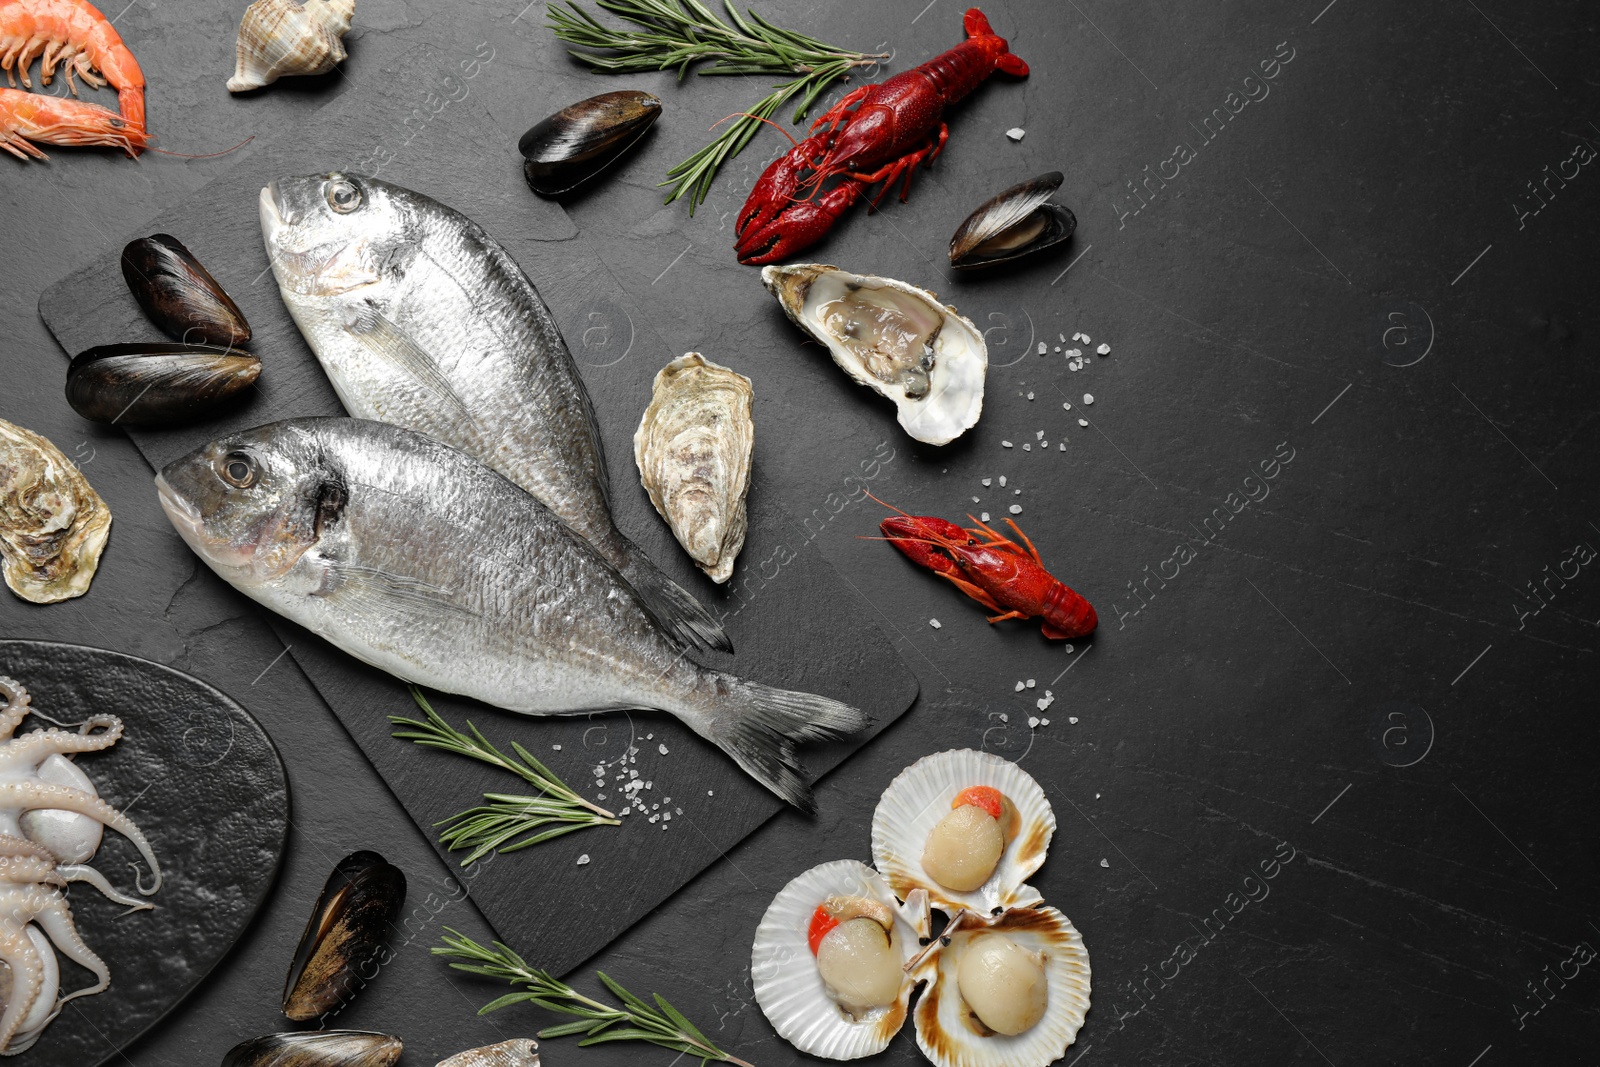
[391,688,619,864]
[546,0,888,211]
[435,929,756,1066]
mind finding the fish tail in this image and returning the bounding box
[617,552,734,654]
[694,677,869,812]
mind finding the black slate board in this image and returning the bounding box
[0,640,287,1065]
[35,49,918,976]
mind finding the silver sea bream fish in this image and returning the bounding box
[154,418,864,810]
[258,171,730,654]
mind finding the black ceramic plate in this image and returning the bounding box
[0,640,288,1065]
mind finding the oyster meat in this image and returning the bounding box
[633,353,754,584]
[0,419,111,603]
[762,264,986,445]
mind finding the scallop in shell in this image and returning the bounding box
[913,906,1090,1067]
[761,264,986,446]
[948,173,1076,271]
[227,0,355,93]
[0,418,111,604]
[753,859,930,1060]
[872,748,1054,917]
[633,353,754,584]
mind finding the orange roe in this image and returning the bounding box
[808,905,840,955]
[952,786,1004,820]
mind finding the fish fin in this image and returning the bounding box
[617,551,734,654]
[341,302,474,421]
[700,679,869,812]
[326,562,480,620]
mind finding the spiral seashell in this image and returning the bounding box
[227,0,356,93]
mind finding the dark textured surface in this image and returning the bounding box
[36,61,918,976]
[1,1,1597,1065]
[0,640,286,1063]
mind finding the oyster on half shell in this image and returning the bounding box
[633,353,754,584]
[761,264,986,446]
[0,418,111,603]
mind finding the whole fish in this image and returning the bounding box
[258,171,730,655]
[154,417,864,810]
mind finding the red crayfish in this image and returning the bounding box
[870,495,1097,640]
[734,8,1029,265]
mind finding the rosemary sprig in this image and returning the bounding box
[390,688,619,865]
[547,0,889,210]
[436,928,754,1066]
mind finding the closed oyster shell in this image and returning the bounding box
[761,264,986,445]
[435,1039,540,1067]
[518,90,661,196]
[283,850,406,1020]
[121,234,251,346]
[753,859,930,1061]
[872,748,1055,918]
[228,0,355,93]
[0,419,111,603]
[222,1030,402,1067]
[913,907,1090,1067]
[633,353,753,584]
[948,173,1076,270]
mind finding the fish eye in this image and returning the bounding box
[326,179,362,213]
[219,450,257,489]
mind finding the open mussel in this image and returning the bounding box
[222,1030,402,1067]
[66,344,261,427]
[283,850,405,1022]
[948,172,1076,270]
[518,90,661,196]
[121,234,251,346]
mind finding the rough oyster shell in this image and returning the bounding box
[753,859,930,1060]
[435,1039,540,1067]
[913,906,1090,1067]
[872,748,1055,917]
[633,353,754,584]
[761,264,986,445]
[283,850,406,1020]
[0,418,111,604]
[228,0,355,93]
[948,173,1076,271]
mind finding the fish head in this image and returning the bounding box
[260,172,418,298]
[156,421,346,591]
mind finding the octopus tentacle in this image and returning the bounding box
[56,864,150,911]
[3,926,61,1057]
[0,784,161,895]
[0,717,123,773]
[0,835,54,863]
[0,923,44,1053]
[27,890,109,1004]
[0,855,63,887]
[0,679,30,743]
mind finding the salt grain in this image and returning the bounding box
[1026,678,1036,688]
[1028,716,1040,728]
[1062,402,1071,410]
[1014,488,1022,495]
[1036,342,1046,355]
[1078,418,1088,427]
[1009,504,1023,514]
[1027,391,1035,400]
[658,743,669,755]
[1022,444,1031,452]
[1069,717,1079,724]
[999,476,1007,487]
[1099,858,1110,868]
[930,618,942,629]
[1058,443,1066,451]
[999,713,1009,722]
[1072,332,1082,341]
[1001,440,1013,449]
[1081,334,1091,343]
[1040,717,1050,726]
[1097,343,1110,355]
[1014,681,1025,692]
[577,854,590,865]
[1006,127,1025,141]
[981,512,990,521]
[971,496,980,503]
[708,789,715,796]
[552,744,562,751]
[981,477,992,486]
[1083,393,1094,404]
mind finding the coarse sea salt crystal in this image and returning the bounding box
[1062,401,1071,410]
[1015,681,1025,692]
[999,713,1009,722]
[1069,717,1079,724]
[1097,343,1110,355]
[1058,443,1066,451]
[930,618,941,628]
[577,854,590,865]
[552,744,562,751]
[1083,393,1094,404]
[1028,716,1040,728]
[1026,678,1036,688]
[708,789,714,796]
[658,743,669,755]
[1007,127,1025,141]
[1027,391,1035,400]
[972,496,980,503]
[999,476,1008,487]
[1041,717,1050,726]
[1082,334,1091,343]
[1002,440,1013,448]
[1035,430,1044,439]
[1022,444,1031,452]
[981,512,990,521]
[1036,342,1046,355]
[1009,504,1023,514]
[1099,858,1110,868]
[981,477,992,486]
[1078,418,1089,427]
[1014,488,1022,495]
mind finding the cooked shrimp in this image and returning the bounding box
[0,85,146,159]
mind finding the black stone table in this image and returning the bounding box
[2,1,1596,1064]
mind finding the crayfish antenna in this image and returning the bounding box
[710,112,800,148]
[862,490,916,518]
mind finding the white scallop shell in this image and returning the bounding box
[912,906,1090,1067]
[872,748,1055,917]
[227,0,355,93]
[752,859,930,1061]
[761,264,986,446]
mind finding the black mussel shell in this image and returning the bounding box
[65,343,261,427]
[518,89,661,196]
[283,850,406,1022]
[222,1030,403,1067]
[121,233,251,346]
[949,171,1076,270]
